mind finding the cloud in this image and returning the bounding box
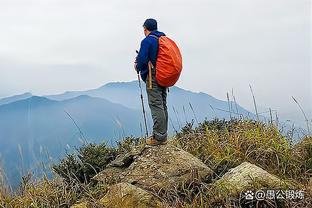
[0,0,310,125]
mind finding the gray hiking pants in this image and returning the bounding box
[146,67,168,141]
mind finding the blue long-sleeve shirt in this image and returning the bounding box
[136,30,166,82]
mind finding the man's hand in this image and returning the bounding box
[134,50,139,73]
[134,58,138,73]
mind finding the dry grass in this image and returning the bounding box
[173,119,306,181]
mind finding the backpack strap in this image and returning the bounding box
[148,34,159,68]
[149,34,159,40]
[147,34,158,69]
[147,34,159,90]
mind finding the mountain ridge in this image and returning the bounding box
[0,92,33,106]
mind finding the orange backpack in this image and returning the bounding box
[150,35,182,87]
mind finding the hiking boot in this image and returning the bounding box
[146,137,167,146]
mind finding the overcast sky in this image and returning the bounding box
[0,0,311,126]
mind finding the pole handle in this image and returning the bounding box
[148,62,153,90]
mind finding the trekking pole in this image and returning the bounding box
[137,72,149,140]
[136,50,149,140]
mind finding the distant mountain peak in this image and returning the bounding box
[26,96,57,104]
[21,92,32,96]
[63,94,93,102]
[100,80,138,89]
[30,95,48,100]
[0,92,33,106]
[0,92,32,100]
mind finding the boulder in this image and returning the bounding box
[94,144,213,192]
[100,182,162,208]
[211,162,292,199]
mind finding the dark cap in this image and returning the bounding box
[143,18,157,31]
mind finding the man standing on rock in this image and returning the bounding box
[135,18,182,146]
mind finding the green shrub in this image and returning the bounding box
[52,137,143,185]
[52,143,117,184]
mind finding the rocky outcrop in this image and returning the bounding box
[94,144,213,192]
[100,182,162,208]
[73,146,295,208]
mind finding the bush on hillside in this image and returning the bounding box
[52,143,117,184]
[52,136,143,185]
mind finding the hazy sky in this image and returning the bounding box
[0,0,311,126]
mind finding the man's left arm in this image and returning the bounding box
[135,39,149,72]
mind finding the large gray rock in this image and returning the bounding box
[100,182,162,208]
[211,162,292,200]
[94,144,213,192]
